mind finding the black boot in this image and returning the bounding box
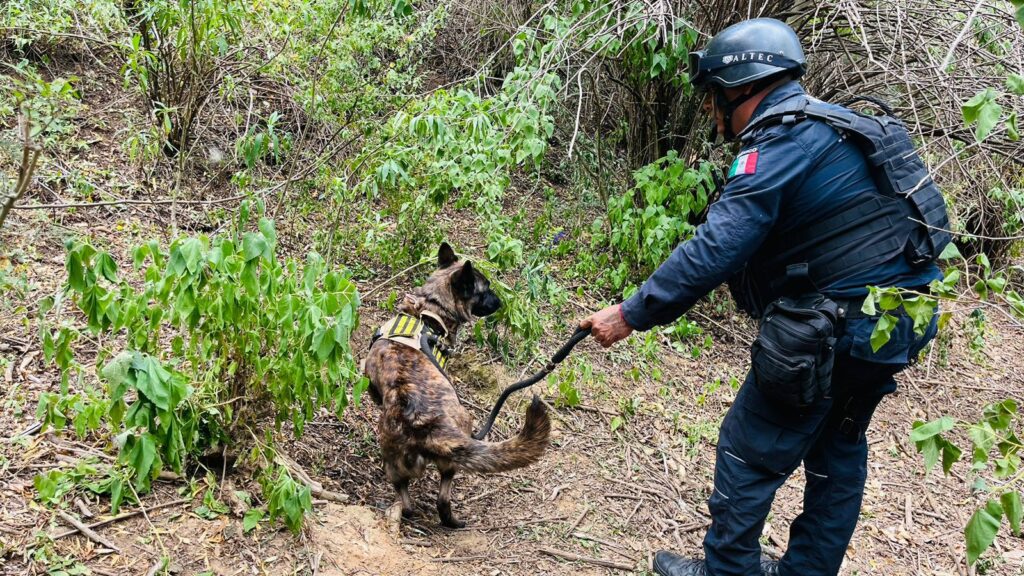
[761,558,781,575]
[653,551,708,576]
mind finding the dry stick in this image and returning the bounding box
[52,498,191,539]
[56,510,122,553]
[564,507,589,536]
[538,546,634,571]
[13,193,249,211]
[427,555,490,563]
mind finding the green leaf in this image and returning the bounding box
[910,416,956,442]
[965,499,1003,565]
[392,0,412,18]
[95,252,119,283]
[869,313,898,352]
[101,351,134,403]
[67,251,86,293]
[860,295,877,316]
[962,88,1003,142]
[242,233,268,262]
[1001,491,1022,536]
[1009,111,1020,142]
[243,508,264,533]
[610,416,624,432]
[1007,73,1024,96]
[179,238,204,274]
[938,242,962,260]
[902,297,936,336]
[133,354,172,411]
[124,433,158,490]
[941,439,962,475]
[110,477,124,515]
[918,436,940,473]
[257,218,277,250]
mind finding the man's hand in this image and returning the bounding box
[580,304,634,348]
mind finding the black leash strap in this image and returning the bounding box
[471,327,592,440]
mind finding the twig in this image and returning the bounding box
[57,510,122,553]
[361,259,432,299]
[538,546,634,571]
[427,555,490,563]
[52,498,191,539]
[565,507,588,536]
[13,193,249,211]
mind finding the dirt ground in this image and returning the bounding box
[3,39,1024,576]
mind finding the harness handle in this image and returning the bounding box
[471,327,591,440]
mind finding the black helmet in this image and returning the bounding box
[689,18,806,89]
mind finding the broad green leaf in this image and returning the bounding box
[125,433,158,490]
[95,253,119,283]
[869,313,897,352]
[110,477,123,515]
[1007,73,1024,96]
[918,436,941,473]
[180,238,204,274]
[969,423,996,463]
[965,499,1003,565]
[1009,111,1020,142]
[67,251,86,293]
[902,297,936,336]
[962,88,1003,142]
[258,218,277,250]
[910,416,956,442]
[610,416,624,432]
[243,508,264,533]
[938,242,962,260]
[132,354,172,411]
[242,233,268,262]
[941,439,962,475]
[860,295,877,316]
[101,351,135,403]
[1001,491,1022,536]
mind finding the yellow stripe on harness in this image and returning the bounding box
[373,313,450,375]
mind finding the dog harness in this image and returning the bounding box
[370,311,451,377]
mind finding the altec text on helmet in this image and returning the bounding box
[720,52,778,65]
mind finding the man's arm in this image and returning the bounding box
[586,130,812,343]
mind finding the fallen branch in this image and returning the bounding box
[57,509,122,553]
[538,546,634,571]
[13,193,249,211]
[52,498,191,539]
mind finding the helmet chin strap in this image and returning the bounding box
[710,77,778,142]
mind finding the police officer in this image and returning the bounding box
[580,18,940,576]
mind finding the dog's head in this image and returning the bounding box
[433,242,501,320]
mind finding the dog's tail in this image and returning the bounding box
[449,396,551,474]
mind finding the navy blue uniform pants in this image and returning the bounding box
[703,326,933,576]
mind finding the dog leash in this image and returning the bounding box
[472,327,592,440]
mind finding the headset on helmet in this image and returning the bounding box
[690,18,806,140]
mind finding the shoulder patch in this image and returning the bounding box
[728,148,759,178]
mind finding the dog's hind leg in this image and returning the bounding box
[436,462,465,528]
[385,461,414,518]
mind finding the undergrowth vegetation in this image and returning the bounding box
[1,0,1023,565]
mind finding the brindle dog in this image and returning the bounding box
[364,243,551,528]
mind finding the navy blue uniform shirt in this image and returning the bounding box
[620,81,941,363]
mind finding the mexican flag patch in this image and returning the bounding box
[728,148,759,178]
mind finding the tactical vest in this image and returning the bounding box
[729,96,951,316]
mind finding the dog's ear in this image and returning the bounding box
[452,261,476,298]
[437,242,458,269]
